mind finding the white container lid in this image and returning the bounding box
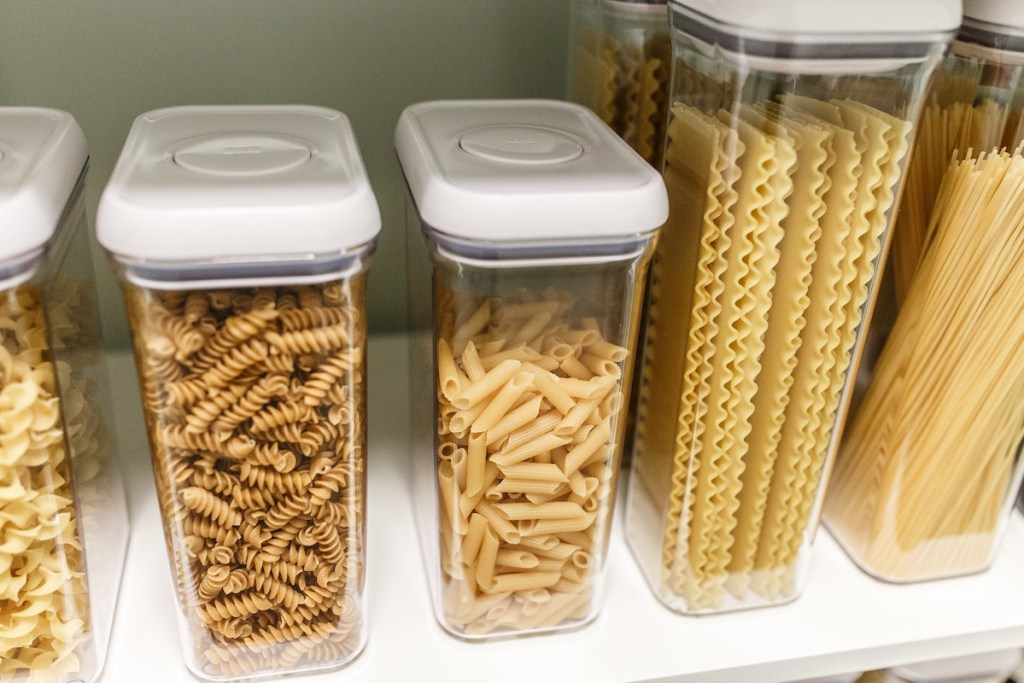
[890,648,1024,682]
[0,107,87,263]
[97,105,381,263]
[394,100,667,243]
[673,0,961,38]
[964,1,1024,33]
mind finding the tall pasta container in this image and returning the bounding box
[567,0,671,167]
[0,108,128,681]
[397,100,666,638]
[96,106,380,679]
[625,0,958,613]
[827,2,1024,582]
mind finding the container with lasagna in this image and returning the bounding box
[625,0,958,613]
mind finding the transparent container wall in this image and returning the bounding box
[626,20,946,613]
[1,173,128,682]
[119,272,368,680]
[827,47,1024,582]
[567,0,671,166]
[410,224,653,639]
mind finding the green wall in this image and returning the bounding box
[0,0,572,347]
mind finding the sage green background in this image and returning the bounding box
[0,1,572,347]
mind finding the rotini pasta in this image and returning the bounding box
[124,278,367,676]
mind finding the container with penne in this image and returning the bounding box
[396,100,667,638]
[97,106,380,680]
[567,0,671,167]
[827,1,1024,583]
[0,108,128,682]
[625,0,958,613]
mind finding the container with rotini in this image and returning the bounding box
[397,100,666,638]
[624,1,957,614]
[0,108,129,682]
[827,3,1024,583]
[567,0,671,167]
[97,106,380,680]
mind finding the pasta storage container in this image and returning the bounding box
[567,0,671,167]
[0,108,128,681]
[397,100,666,638]
[827,1,1024,582]
[625,0,958,613]
[96,106,380,680]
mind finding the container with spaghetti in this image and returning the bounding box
[97,106,380,679]
[397,100,666,638]
[624,0,957,613]
[827,1,1024,583]
[0,108,128,681]
[567,0,671,167]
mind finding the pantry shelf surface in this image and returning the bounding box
[102,335,1024,683]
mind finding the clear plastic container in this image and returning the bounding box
[96,106,380,680]
[625,0,957,613]
[0,108,128,681]
[567,0,671,166]
[396,100,666,638]
[828,2,1024,582]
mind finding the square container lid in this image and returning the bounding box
[0,108,88,262]
[964,1,1024,33]
[394,100,668,243]
[672,0,961,40]
[97,105,381,262]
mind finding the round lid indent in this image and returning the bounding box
[459,125,584,165]
[173,133,313,176]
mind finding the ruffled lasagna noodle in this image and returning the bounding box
[571,30,672,166]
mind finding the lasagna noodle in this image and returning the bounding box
[666,117,742,605]
[728,106,831,594]
[753,98,859,592]
[704,108,794,599]
[645,105,732,605]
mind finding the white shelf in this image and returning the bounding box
[102,335,1024,683]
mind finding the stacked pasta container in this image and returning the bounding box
[567,0,672,167]
[97,106,380,679]
[397,100,667,638]
[0,108,128,681]
[827,0,1024,582]
[625,0,958,613]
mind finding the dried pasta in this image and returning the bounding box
[124,280,366,676]
[630,96,912,610]
[828,148,1024,580]
[435,289,627,635]
[570,24,672,166]
[0,284,90,680]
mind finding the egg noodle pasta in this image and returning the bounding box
[827,148,1024,580]
[435,289,628,635]
[630,91,912,611]
[0,281,103,681]
[124,279,366,677]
